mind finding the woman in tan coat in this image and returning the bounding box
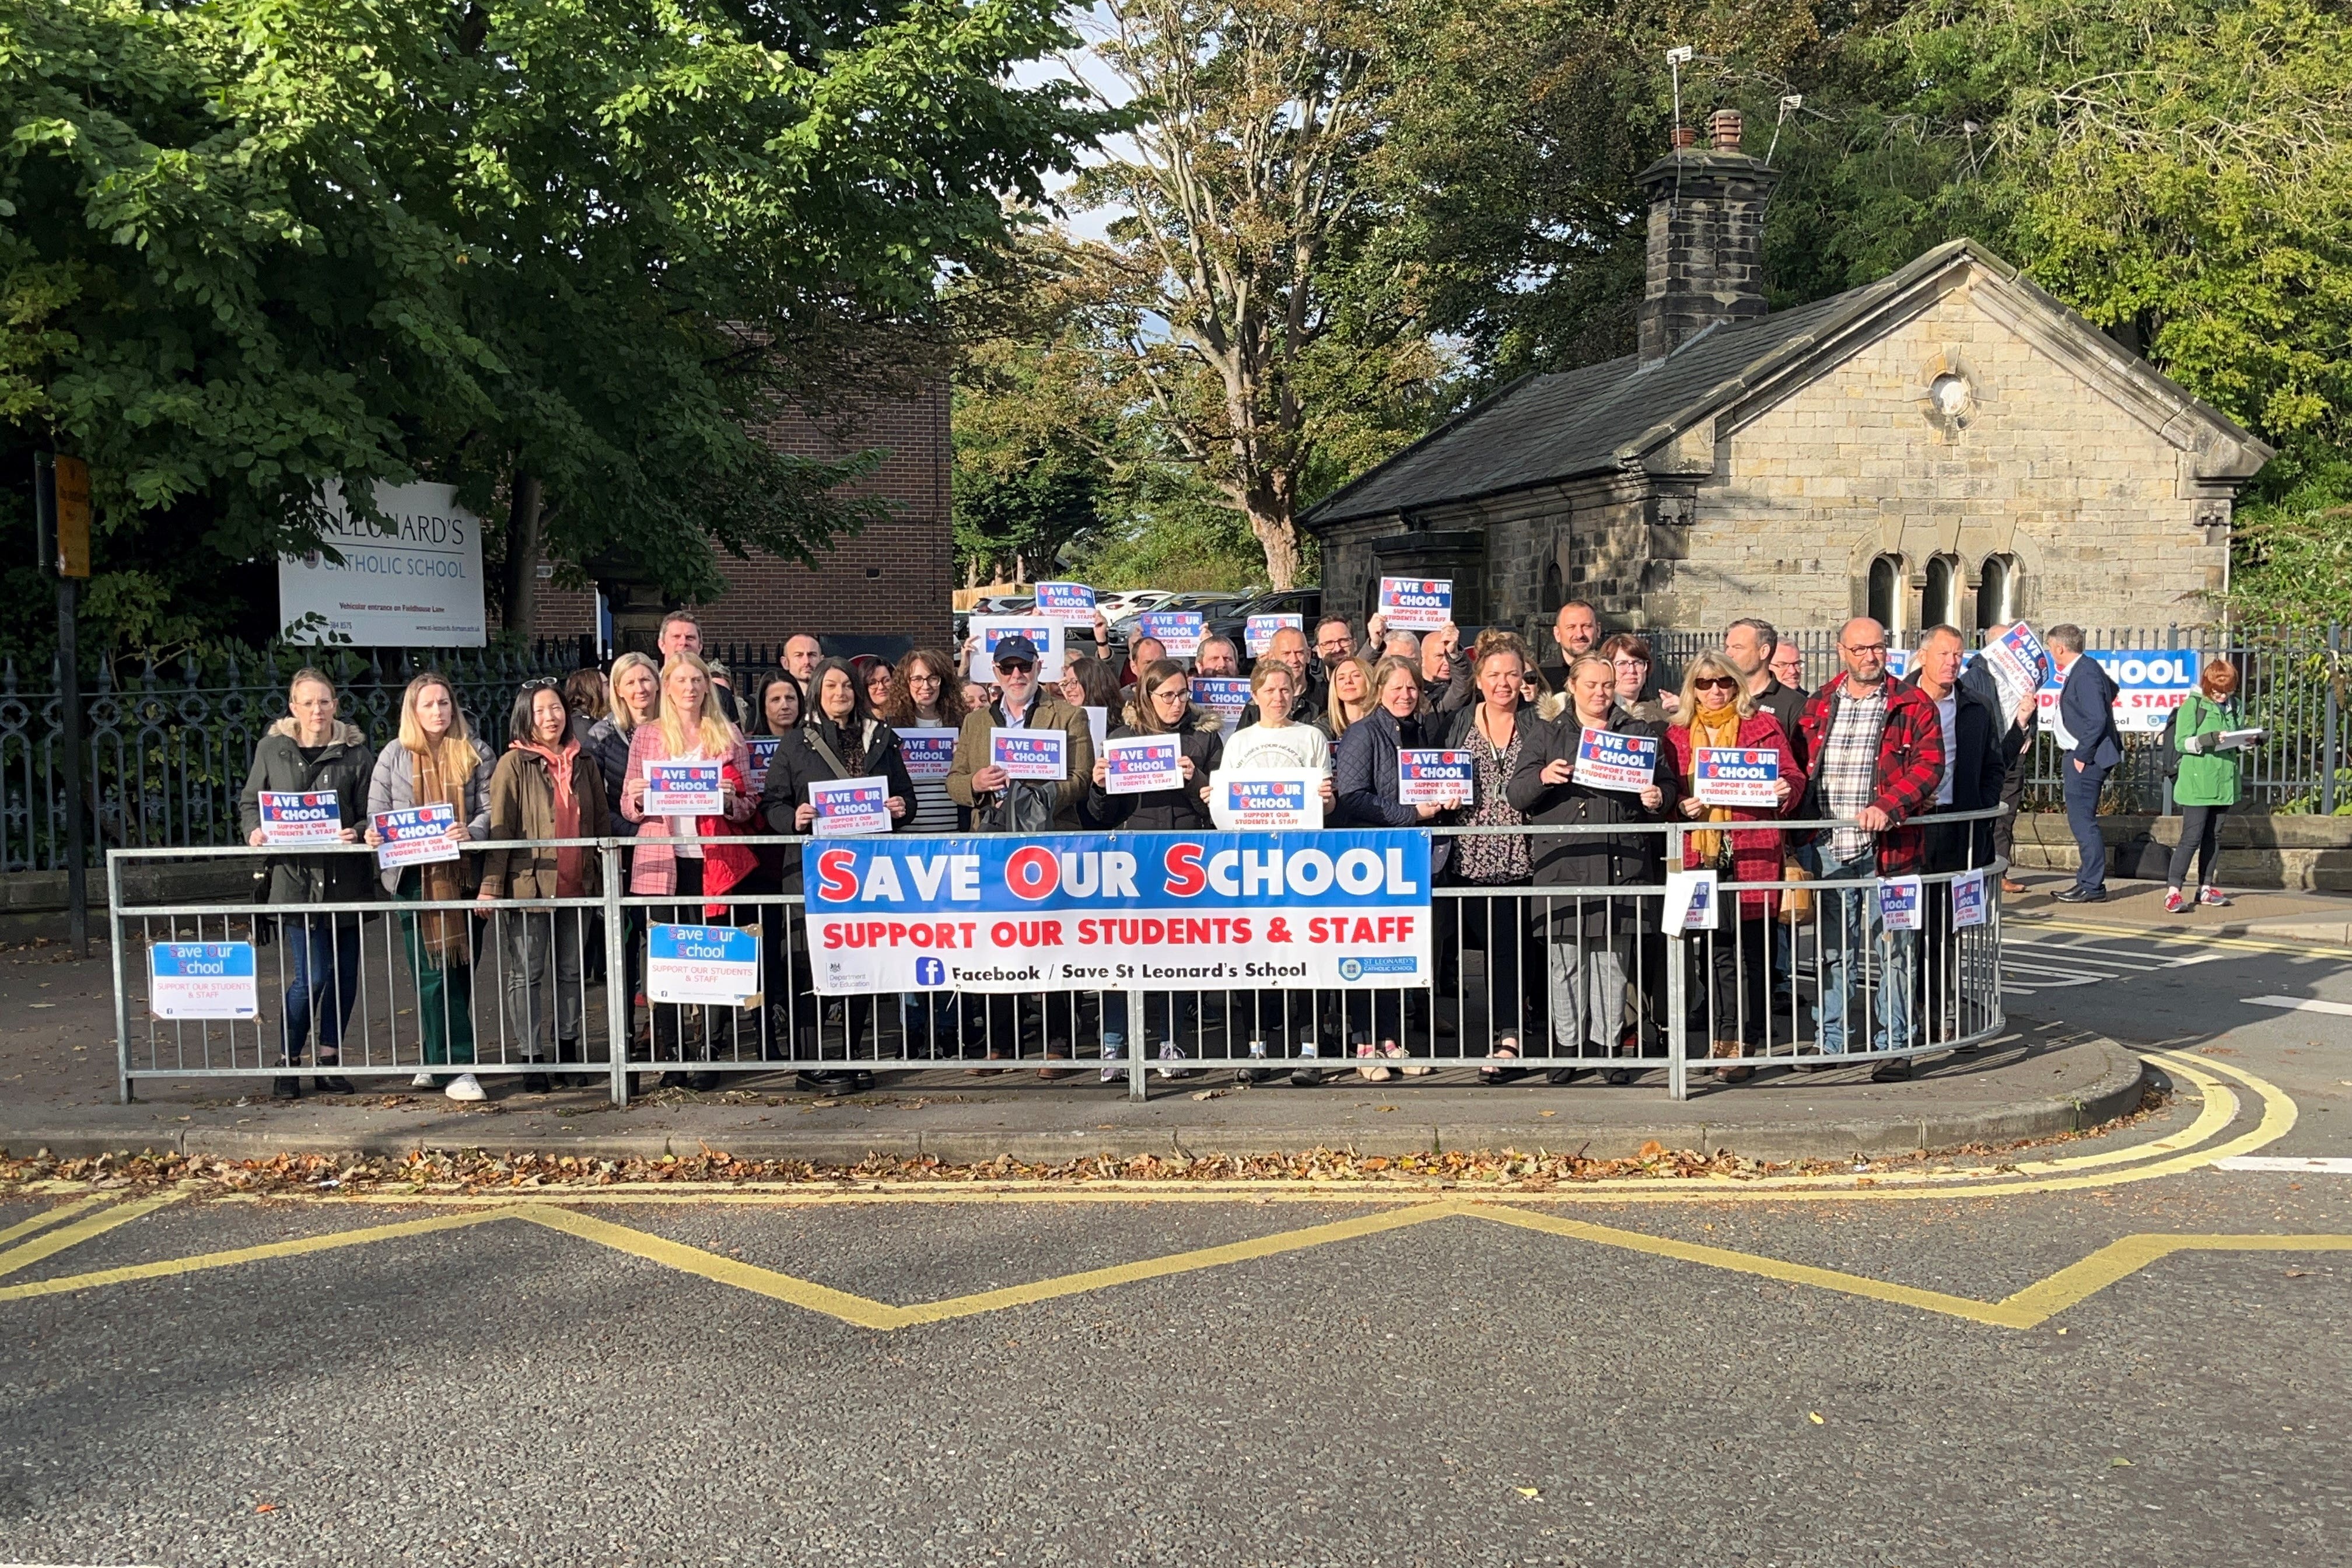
[478,678,611,1093]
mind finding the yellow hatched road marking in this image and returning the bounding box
[0,1194,184,1279]
[0,1194,110,1249]
[0,1210,501,1300]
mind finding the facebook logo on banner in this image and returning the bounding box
[914,956,947,987]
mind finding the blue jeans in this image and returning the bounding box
[2064,764,2110,891]
[1815,847,1914,1055]
[283,915,363,1067]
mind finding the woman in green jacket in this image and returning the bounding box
[2166,659,2246,914]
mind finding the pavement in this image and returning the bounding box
[2,873,2348,1565]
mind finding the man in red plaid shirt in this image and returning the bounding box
[1799,617,1947,1077]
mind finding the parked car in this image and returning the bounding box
[1098,589,1174,624]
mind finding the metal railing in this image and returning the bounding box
[1646,623,2345,814]
[107,809,2010,1108]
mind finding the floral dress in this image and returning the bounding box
[1452,718,1530,886]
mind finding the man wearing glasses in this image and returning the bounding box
[1798,617,1947,1078]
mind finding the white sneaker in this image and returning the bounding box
[1156,1040,1192,1080]
[1100,1037,1127,1083]
[410,1072,436,1089]
[444,1073,487,1103]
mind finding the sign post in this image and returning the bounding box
[35,454,91,956]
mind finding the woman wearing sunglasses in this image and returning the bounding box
[1664,649,1800,1081]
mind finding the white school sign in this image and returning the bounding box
[279,481,487,647]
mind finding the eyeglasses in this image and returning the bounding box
[1841,643,1888,656]
[995,660,1035,674]
[1692,676,1737,691]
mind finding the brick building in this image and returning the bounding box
[1303,110,2274,645]
[534,381,954,659]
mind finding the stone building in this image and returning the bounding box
[534,382,954,659]
[1303,110,2274,643]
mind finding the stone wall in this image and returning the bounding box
[1671,282,2228,635]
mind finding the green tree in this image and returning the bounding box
[1,0,1102,658]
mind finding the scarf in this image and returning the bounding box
[411,743,469,967]
[516,737,588,896]
[1687,704,1742,864]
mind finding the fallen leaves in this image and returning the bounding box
[1807,1412,1825,1426]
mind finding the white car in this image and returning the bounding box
[1098,589,1173,625]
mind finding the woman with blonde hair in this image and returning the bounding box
[619,652,754,1090]
[1317,655,1377,744]
[1664,648,1798,1080]
[364,672,496,1101]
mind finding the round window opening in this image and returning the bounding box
[1930,372,1973,420]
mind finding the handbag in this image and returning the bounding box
[1779,857,1814,925]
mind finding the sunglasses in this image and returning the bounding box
[1693,676,1738,691]
[521,676,562,694]
[995,660,1035,673]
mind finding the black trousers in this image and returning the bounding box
[2166,804,2227,890]
[1688,903,1773,1052]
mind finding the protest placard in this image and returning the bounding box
[991,729,1068,781]
[1951,870,1989,930]
[643,760,723,817]
[258,790,342,845]
[1189,676,1253,733]
[1378,577,1452,631]
[898,728,960,781]
[810,776,894,837]
[646,923,761,1006]
[149,942,258,1020]
[1032,582,1096,626]
[746,737,779,796]
[1244,613,1301,655]
[1662,869,1720,931]
[1879,876,1924,930]
[1135,610,1205,659]
[1103,734,1185,795]
[1208,771,1325,831]
[372,803,459,870]
[965,617,1066,681]
[1572,729,1660,792]
[1396,749,1474,806]
[1693,746,1780,808]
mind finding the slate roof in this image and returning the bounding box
[1306,236,2271,530]
[1304,288,1862,528]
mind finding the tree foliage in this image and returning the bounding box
[0,0,1101,658]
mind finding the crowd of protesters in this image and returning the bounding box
[235,595,2209,1100]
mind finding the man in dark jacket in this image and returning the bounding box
[1798,618,1945,1074]
[238,672,377,1097]
[1726,617,1810,773]
[2048,624,2122,902]
[1909,625,2026,1048]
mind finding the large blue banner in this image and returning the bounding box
[802,831,1433,995]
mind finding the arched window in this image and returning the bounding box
[1364,572,1382,626]
[1977,554,2019,629]
[1867,554,1905,638]
[1542,559,1564,617]
[1923,554,1962,630]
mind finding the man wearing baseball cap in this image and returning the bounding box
[946,634,1097,1076]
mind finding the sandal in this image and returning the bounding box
[1479,1038,1522,1085]
[1354,1042,1392,1083]
[1386,1040,1430,1077]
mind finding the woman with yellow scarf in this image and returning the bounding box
[1664,650,1799,1081]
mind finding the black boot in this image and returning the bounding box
[272,1074,304,1100]
[520,1064,553,1093]
[313,1067,354,1094]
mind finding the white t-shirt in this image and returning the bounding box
[1222,722,1329,774]
[1931,692,1958,806]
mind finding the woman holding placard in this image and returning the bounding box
[620,652,754,1090]
[1664,650,1800,1082]
[882,649,967,833]
[479,678,612,1093]
[364,673,495,1101]
[1506,654,1671,1085]
[1082,659,1222,1079]
[761,657,914,1090]
[238,667,377,1099]
[1436,640,1545,1084]
[1328,658,1458,1079]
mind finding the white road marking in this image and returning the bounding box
[2214,1156,2352,1174]
[2242,995,2352,1019]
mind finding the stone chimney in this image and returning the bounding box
[1636,107,1779,365]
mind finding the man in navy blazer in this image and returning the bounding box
[2048,624,2122,901]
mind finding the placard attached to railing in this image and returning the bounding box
[646,923,760,1006]
[150,942,258,1020]
[802,830,1431,995]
